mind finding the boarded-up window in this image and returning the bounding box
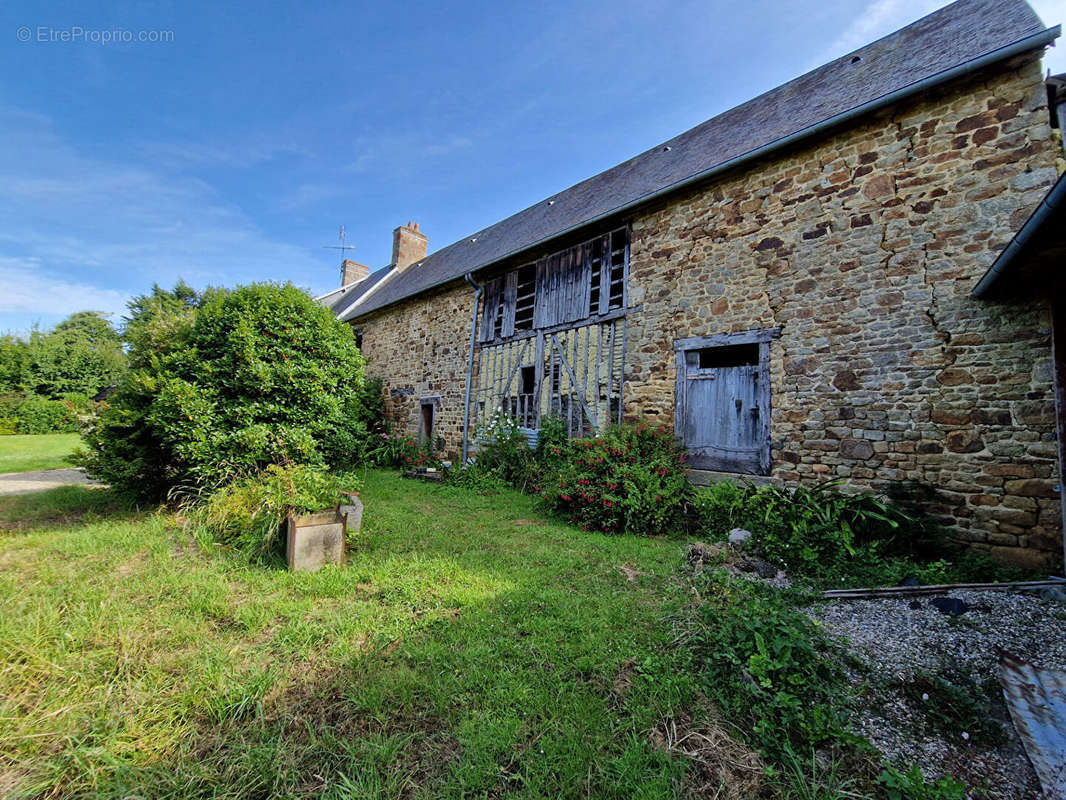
[481,226,629,342]
[534,244,592,328]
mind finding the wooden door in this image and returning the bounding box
[677,342,769,474]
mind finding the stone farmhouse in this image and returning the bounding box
[318,0,1066,566]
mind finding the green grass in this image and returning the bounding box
[0,433,82,473]
[0,471,709,799]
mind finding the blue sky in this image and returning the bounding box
[1,0,1063,333]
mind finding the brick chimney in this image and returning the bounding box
[392,221,427,272]
[341,259,370,286]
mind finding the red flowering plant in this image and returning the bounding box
[537,422,692,536]
[366,430,439,469]
[397,436,440,470]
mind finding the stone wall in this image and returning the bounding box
[350,53,1062,563]
[354,280,473,459]
[624,54,1062,565]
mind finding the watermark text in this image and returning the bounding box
[16,25,174,44]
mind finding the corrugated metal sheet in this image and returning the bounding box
[999,651,1066,798]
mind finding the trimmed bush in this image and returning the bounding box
[80,283,370,499]
[537,422,691,536]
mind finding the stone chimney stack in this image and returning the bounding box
[391,221,427,272]
[341,259,370,287]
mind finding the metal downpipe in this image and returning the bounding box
[462,272,482,464]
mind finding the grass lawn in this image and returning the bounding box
[0,470,698,799]
[0,434,82,474]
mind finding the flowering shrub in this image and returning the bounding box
[470,412,536,490]
[365,431,438,469]
[537,422,691,536]
[398,437,439,469]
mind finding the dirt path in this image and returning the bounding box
[0,469,102,497]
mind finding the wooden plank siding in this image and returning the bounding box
[471,225,630,440]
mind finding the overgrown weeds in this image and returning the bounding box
[689,569,853,758]
[183,464,357,562]
[691,478,1045,589]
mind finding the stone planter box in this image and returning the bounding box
[286,494,362,572]
[402,467,444,483]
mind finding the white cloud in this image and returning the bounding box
[0,256,129,325]
[276,183,347,212]
[133,134,312,171]
[347,132,476,174]
[0,107,326,330]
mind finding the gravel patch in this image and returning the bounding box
[809,589,1066,799]
[0,468,102,496]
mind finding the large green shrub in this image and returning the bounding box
[0,336,28,393]
[15,395,80,434]
[21,313,126,398]
[186,464,354,561]
[80,282,369,499]
[1,312,125,399]
[537,422,692,535]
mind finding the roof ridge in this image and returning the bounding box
[342,0,1056,319]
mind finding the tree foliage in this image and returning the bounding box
[0,312,125,398]
[80,282,369,499]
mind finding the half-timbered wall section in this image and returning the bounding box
[336,20,1064,566]
[472,227,629,438]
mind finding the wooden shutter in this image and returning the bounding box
[533,257,550,329]
[479,277,502,342]
[500,270,518,339]
[559,244,591,323]
[535,252,565,328]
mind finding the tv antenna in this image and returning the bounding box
[322,225,357,283]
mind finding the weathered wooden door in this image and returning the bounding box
[675,339,771,475]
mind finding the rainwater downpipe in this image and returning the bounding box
[462,271,482,464]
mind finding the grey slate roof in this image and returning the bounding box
[329,267,391,318]
[345,0,1055,320]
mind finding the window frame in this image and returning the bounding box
[478,226,629,345]
[672,328,781,476]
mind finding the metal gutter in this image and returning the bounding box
[461,271,482,464]
[972,170,1066,297]
[348,25,1060,320]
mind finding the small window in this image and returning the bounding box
[514,264,536,331]
[354,331,364,350]
[697,343,758,369]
